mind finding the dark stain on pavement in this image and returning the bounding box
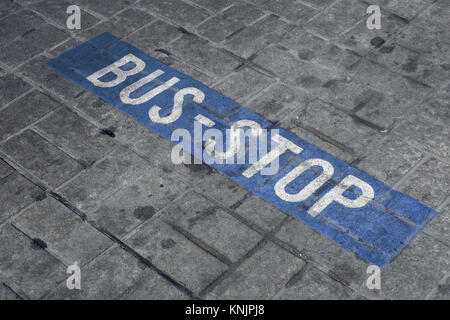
[100,128,116,138]
[161,238,176,249]
[31,238,47,250]
[188,206,217,228]
[31,190,46,202]
[370,36,385,48]
[379,45,394,54]
[402,61,418,73]
[133,205,156,221]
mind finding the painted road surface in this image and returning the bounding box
[48,32,438,268]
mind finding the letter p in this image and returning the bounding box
[308,175,374,217]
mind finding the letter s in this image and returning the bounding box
[149,87,205,124]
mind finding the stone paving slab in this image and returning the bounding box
[206,241,305,299]
[273,264,357,300]
[0,0,448,300]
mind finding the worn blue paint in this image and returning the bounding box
[48,33,438,268]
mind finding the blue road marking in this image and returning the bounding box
[48,33,438,268]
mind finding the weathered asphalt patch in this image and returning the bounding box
[48,33,437,268]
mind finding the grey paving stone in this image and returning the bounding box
[279,27,328,58]
[0,0,21,19]
[72,0,138,17]
[243,83,311,123]
[18,55,85,102]
[195,15,245,44]
[279,117,357,163]
[99,107,151,143]
[0,172,43,224]
[120,275,190,299]
[0,74,32,108]
[318,76,383,113]
[275,218,370,286]
[131,126,181,160]
[189,0,237,12]
[46,245,171,300]
[124,218,228,293]
[368,43,450,88]
[338,13,408,55]
[49,38,83,58]
[32,0,100,30]
[346,59,431,129]
[283,98,380,155]
[427,274,450,300]
[82,8,154,40]
[0,224,66,299]
[57,147,153,213]
[425,202,450,246]
[300,0,337,10]
[279,27,361,72]
[360,233,450,300]
[396,19,450,64]
[0,0,447,300]
[1,130,84,188]
[306,0,367,39]
[139,0,210,29]
[0,12,68,67]
[350,58,432,102]
[197,171,248,208]
[35,107,118,166]
[360,0,435,20]
[162,191,262,262]
[73,91,113,120]
[356,134,424,185]
[247,0,319,23]
[131,129,214,184]
[89,166,188,238]
[0,90,59,142]
[213,67,274,103]
[0,283,21,300]
[13,197,113,265]
[13,0,38,6]
[412,0,449,42]
[223,14,293,59]
[0,10,44,47]
[167,33,241,77]
[253,45,335,92]
[394,114,450,159]
[126,19,182,52]
[398,157,450,210]
[314,44,361,73]
[222,2,265,23]
[234,195,287,232]
[274,264,354,299]
[195,3,264,43]
[207,241,305,299]
[150,50,215,86]
[417,83,450,124]
[0,159,13,180]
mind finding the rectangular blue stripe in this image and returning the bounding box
[48,33,438,268]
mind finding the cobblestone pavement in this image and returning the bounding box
[0,0,448,300]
